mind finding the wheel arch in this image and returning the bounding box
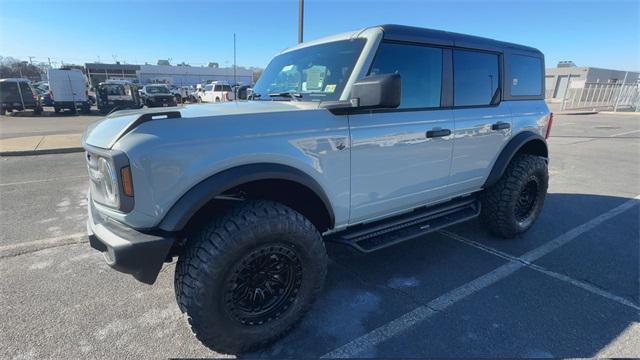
[158,163,335,233]
[484,131,548,188]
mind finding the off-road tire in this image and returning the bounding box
[480,154,548,238]
[174,200,328,354]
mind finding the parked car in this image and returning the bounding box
[82,24,551,354]
[96,80,142,114]
[196,81,234,102]
[233,84,251,100]
[34,86,54,106]
[0,78,43,115]
[140,84,177,107]
[48,68,91,113]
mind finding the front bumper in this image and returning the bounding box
[87,199,175,284]
[146,96,176,107]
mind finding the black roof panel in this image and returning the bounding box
[379,24,542,55]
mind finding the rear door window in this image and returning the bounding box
[1,81,20,101]
[20,83,35,99]
[510,55,542,96]
[214,85,222,91]
[453,50,500,106]
[369,42,443,109]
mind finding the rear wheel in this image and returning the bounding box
[33,106,43,115]
[480,154,548,238]
[215,97,221,103]
[54,106,60,114]
[175,200,327,354]
[0,106,5,115]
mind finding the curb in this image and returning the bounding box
[554,111,599,115]
[0,147,85,157]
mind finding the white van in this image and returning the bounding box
[47,68,90,113]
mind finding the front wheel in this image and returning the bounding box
[480,154,548,238]
[174,200,327,354]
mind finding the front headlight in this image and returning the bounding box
[98,157,119,208]
[86,149,133,212]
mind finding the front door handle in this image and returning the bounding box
[491,122,511,131]
[426,129,452,138]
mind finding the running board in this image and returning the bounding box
[326,197,480,253]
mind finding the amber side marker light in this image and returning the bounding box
[121,166,134,197]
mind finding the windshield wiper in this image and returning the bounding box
[268,92,303,101]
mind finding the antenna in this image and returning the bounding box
[233,32,237,99]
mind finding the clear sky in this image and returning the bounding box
[0,0,638,71]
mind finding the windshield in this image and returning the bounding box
[101,84,127,96]
[145,85,169,94]
[252,39,366,101]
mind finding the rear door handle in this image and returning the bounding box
[426,129,451,138]
[491,122,511,130]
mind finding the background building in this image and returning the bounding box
[137,65,253,86]
[545,62,639,100]
[85,62,254,88]
[545,61,640,112]
[85,63,141,87]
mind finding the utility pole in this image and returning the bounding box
[233,33,237,88]
[298,0,304,44]
[47,57,52,68]
[28,56,35,65]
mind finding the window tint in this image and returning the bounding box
[454,50,499,106]
[214,85,222,91]
[221,85,232,92]
[369,42,442,109]
[0,81,20,101]
[19,82,34,97]
[204,84,213,91]
[510,55,542,96]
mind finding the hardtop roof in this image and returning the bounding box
[379,24,542,55]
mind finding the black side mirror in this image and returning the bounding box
[350,73,401,109]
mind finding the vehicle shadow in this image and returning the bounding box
[232,192,638,358]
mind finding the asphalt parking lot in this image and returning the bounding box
[0,107,100,139]
[0,113,638,358]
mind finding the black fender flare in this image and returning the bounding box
[158,163,335,232]
[484,131,548,188]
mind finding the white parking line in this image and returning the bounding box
[0,232,87,258]
[609,129,640,137]
[0,175,87,187]
[439,230,640,311]
[321,195,640,358]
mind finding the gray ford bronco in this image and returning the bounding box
[83,25,552,353]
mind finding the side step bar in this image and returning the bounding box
[326,197,480,253]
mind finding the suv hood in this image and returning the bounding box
[82,101,318,149]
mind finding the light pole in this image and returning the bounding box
[298,0,304,44]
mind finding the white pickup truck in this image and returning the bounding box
[194,81,234,103]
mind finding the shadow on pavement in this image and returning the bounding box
[236,192,638,358]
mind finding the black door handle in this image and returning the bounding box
[491,122,511,130]
[426,129,451,138]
